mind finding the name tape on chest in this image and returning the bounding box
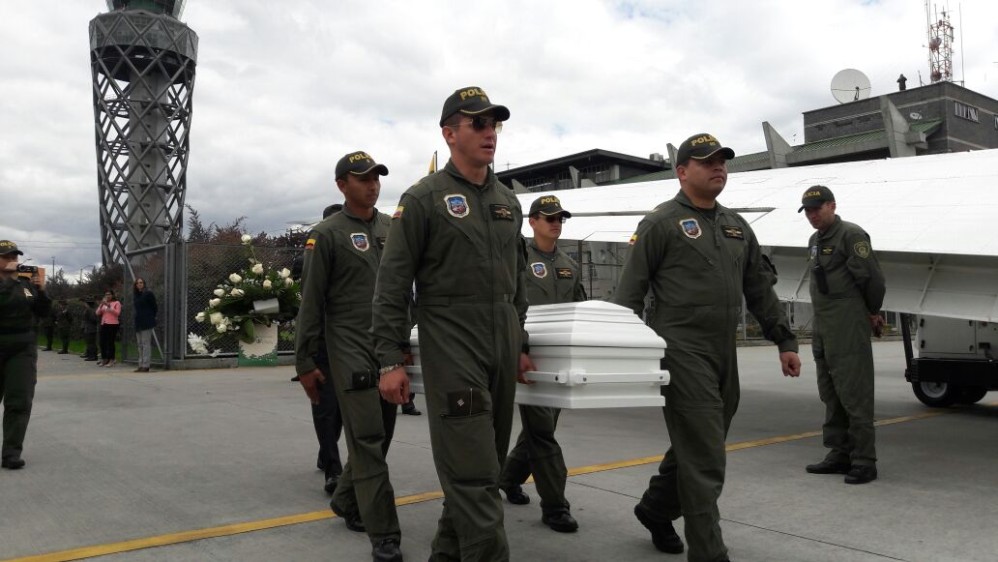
[721,225,744,240]
[490,204,513,221]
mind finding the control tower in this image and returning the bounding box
[89,0,198,265]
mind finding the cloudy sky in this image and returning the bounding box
[3,0,997,276]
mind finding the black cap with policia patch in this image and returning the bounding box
[675,133,735,166]
[529,195,572,218]
[798,185,835,212]
[0,240,23,256]
[439,86,510,127]
[335,151,389,180]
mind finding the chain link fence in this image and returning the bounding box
[184,243,300,359]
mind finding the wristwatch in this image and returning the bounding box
[378,363,404,376]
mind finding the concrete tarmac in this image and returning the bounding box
[1,341,996,562]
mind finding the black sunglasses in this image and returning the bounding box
[461,115,503,133]
[539,215,567,224]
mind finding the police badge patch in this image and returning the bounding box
[445,194,470,218]
[350,233,369,252]
[853,240,871,258]
[679,218,702,239]
[531,262,548,278]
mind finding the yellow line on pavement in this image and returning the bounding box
[2,408,960,562]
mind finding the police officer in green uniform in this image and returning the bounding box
[294,152,402,562]
[0,240,51,470]
[800,185,886,485]
[374,87,533,562]
[613,134,801,562]
[499,195,585,534]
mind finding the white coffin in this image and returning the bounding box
[406,301,669,409]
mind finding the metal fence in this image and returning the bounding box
[182,243,300,360]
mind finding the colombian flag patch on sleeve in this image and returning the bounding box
[629,233,639,246]
[305,238,316,250]
[393,206,404,219]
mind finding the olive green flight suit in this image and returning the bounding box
[1,277,51,463]
[499,242,586,517]
[295,205,400,547]
[808,216,885,467]
[613,190,797,562]
[372,160,528,562]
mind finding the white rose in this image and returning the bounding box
[209,312,224,325]
[284,277,293,287]
[195,312,205,323]
[230,288,245,297]
[252,263,264,275]
[213,288,225,297]
[229,273,242,284]
[278,268,291,279]
[209,298,221,307]
[262,279,272,289]
[241,234,252,245]
[216,324,228,333]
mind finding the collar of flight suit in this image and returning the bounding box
[442,159,499,191]
[340,203,381,224]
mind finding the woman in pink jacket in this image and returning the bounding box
[96,290,121,367]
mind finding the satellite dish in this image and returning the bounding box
[830,69,872,104]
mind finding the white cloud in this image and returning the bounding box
[2,0,996,275]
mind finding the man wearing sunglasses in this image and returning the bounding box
[613,133,801,562]
[295,151,403,562]
[499,195,585,534]
[373,86,533,561]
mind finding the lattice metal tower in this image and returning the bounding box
[926,3,954,83]
[89,0,198,265]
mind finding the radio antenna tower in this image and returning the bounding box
[89,0,198,266]
[925,2,953,83]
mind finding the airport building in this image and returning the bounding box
[499,80,998,189]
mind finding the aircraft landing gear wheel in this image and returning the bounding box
[956,386,988,405]
[912,381,958,407]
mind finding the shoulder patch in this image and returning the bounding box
[853,240,871,258]
[629,233,639,246]
[444,194,470,218]
[350,233,370,252]
[305,238,316,250]
[531,262,548,278]
[392,206,404,219]
[679,218,702,239]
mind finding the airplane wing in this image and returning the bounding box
[518,149,998,322]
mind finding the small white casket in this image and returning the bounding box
[406,301,669,409]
